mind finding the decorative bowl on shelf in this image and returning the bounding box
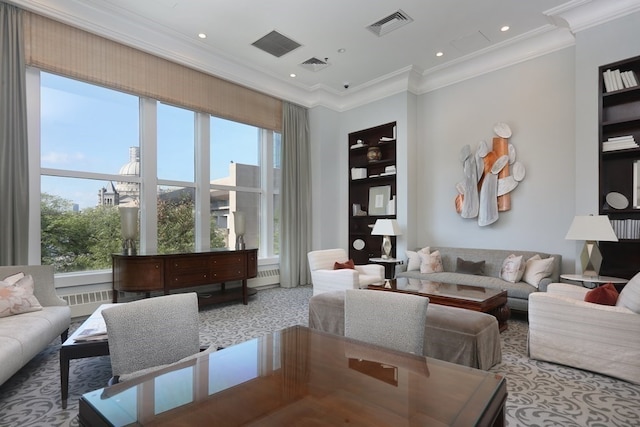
[367,146,382,161]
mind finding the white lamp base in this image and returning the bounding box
[580,240,603,277]
[381,235,392,259]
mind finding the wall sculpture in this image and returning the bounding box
[455,122,526,226]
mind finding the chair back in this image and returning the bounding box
[102,293,200,378]
[308,248,348,271]
[344,289,428,354]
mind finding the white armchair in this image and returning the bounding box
[307,249,384,296]
[528,281,640,384]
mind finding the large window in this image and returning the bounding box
[36,71,280,273]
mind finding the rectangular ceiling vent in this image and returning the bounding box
[300,57,330,72]
[252,30,301,58]
[367,10,413,37]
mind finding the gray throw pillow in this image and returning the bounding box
[456,257,485,275]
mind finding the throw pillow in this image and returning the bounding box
[584,283,619,306]
[500,254,525,283]
[616,272,640,313]
[522,255,554,288]
[406,247,430,271]
[418,250,443,274]
[2,272,24,285]
[455,258,485,275]
[0,274,43,318]
[334,259,355,270]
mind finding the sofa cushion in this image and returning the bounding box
[406,247,429,271]
[585,283,619,306]
[456,258,485,275]
[418,250,443,273]
[617,273,640,313]
[500,254,525,283]
[334,259,355,270]
[523,255,555,288]
[0,275,43,318]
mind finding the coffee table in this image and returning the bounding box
[59,304,115,409]
[369,278,510,332]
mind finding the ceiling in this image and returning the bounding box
[9,0,640,110]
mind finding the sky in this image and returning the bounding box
[40,72,260,209]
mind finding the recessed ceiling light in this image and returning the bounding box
[436,51,444,57]
[198,33,207,39]
[500,26,510,32]
[290,73,296,78]
[337,48,346,53]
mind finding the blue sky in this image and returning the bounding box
[40,72,259,209]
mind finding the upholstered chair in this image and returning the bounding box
[344,289,429,354]
[102,292,214,383]
[528,278,640,384]
[307,248,384,296]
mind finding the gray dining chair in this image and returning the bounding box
[344,289,429,354]
[102,292,211,383]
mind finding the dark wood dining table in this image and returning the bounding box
[79,325,506,426]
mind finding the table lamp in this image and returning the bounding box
[233,211,246,250]
[565,215,618,277]
[119,206,139,255]
[371,219,402,259]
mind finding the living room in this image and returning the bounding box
[2,0,640,426]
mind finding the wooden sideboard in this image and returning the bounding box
[112,249,258,307]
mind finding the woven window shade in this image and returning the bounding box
[23,12,282,131]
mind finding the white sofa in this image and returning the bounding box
[307,249,384,296]
[528,280,640,384]
[0,265,71,386]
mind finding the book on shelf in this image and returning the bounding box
[602,135,638,151]
[603,68,639,92]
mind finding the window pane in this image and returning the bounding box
[158,103,195,181]
[41,176,125,273]
[210,117,260,187]
[210,190,260,250]
[157,185,195,253]
[273,132,281,190]
[273,194,280,255]
[41,73,139,174]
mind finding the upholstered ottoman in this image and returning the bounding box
[308,290,501,370]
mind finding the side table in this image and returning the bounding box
[560,274,628,290]
[368,257,404,287]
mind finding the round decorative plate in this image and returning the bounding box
[606,192,629,209]
[353,239,365,250]
[493,122,512,139]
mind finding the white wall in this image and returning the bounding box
[309,92,415,255]
[417,48,576,272]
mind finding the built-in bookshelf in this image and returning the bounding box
[348,122,397,264]
[598,54,640,278]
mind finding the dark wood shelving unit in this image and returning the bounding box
[598,55,640,279]
[348,122,397,264]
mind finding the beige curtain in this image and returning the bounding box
[0,2,29,265]
[280,102,311,288]
[23,11,282,131]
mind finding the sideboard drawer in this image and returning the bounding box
[113,257,164,292]
[166,256,211,288]
[211,253,247,281]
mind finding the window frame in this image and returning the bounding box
[27,68,280,287]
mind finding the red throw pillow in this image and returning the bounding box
[334,259,355,270]
[584,283,619,306]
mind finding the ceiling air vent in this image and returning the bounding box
[299,57,329,72]
[251,30,301,58]
[367,9,413,37]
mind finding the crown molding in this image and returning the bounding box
[9,0,640,113]
[544,0,640,33]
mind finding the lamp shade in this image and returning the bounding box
[119,206,139,240]
[371,219,402,236]
[233,211,245,236]
[565,215,618,242]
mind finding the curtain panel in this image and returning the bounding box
[0,2,29,265]
[23,11,282,131]
[280,102,311,288]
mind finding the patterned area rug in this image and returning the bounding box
[0,285,638,426]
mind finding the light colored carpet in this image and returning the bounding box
[0,285,638,426]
